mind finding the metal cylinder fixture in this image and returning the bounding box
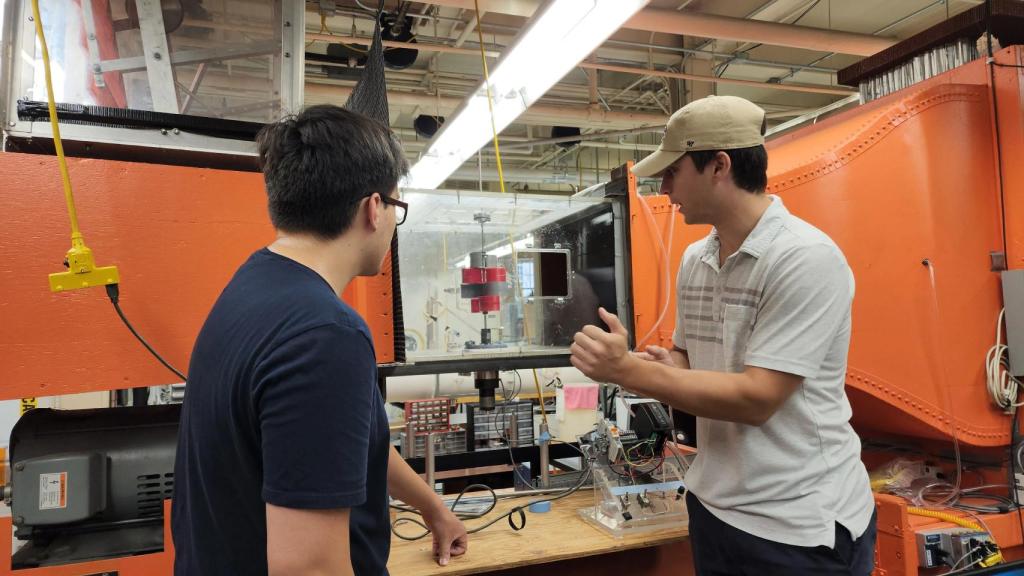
[425,432,436,489]
[403,421,416,458]
[539,422,550,489]
[474,370,500,411]
[508,413,518,446]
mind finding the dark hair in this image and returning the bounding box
[256,105,409,239]
[688,145,768,193]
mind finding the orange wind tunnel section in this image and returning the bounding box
[768,48,1022,448]
[626,44,1024,576]
[633,45,1024,450]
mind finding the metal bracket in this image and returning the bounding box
[318,0,337,15]
[991,251,1008,272]
[81,0,106,89]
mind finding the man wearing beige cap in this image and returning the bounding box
[570,95,875,575]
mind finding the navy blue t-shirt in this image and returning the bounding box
[172,248,391,576]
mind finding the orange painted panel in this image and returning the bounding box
[767,82,1009,446]
[0,153,395,401]
[629,50,1024,447]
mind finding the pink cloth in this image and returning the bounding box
[563,384,599,410]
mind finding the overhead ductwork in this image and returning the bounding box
[415,0,897,56]
[304,84,669,129]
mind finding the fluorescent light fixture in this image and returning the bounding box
[403,0,650,189]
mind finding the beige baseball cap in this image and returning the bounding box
[631,95,767,178]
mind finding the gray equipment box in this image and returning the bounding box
[1003,270,1024,377]
[11,452,107,526]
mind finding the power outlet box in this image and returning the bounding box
[916,527,992,569]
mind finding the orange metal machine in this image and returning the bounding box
[1,16,1023,576]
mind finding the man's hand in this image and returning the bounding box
[423,506,467,566]
[633,345,676,368]
[570,307,635,383]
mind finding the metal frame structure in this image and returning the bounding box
[2,0,305,160]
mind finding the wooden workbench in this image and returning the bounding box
[388,491,692,576]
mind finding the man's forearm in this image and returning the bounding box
[618,358,770,426]
[387,447,446,518]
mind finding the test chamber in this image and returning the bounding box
[395,187,630,363]
[386,183,648,492]
[388,186,638,409]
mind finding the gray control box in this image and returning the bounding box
[1003,270,1024,377]
[11,453,107,526]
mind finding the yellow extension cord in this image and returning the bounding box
[907,507,984,532]
[472,0,506,194]
[32,0,119,291]
[31,0,77,239]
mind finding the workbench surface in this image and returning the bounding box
[387,490,690,575]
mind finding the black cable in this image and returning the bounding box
[605,385,619,417]
[495,376,532,487]
[105,284,187,381]
[993,63,1024,69]
[984,0,1010,263]
[390,468,593,541]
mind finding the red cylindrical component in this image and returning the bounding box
[483,267,507,282]
[462,266,507,284]
[471,295,501,313]
[462,268,486,284]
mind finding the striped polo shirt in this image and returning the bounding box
[674,195,873,548]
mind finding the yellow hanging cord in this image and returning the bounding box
[472,0,506,193]
[33,0,78,242]
[32,0,119,292]
[532,369,548,426]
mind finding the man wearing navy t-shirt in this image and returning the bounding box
[172,105,467,575]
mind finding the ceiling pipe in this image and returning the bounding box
[578,61,855,96]
[414,0,896,56]
[449,166,601,185]
[580,141,658,151]
[499,125,664,150]
[304,83,669,128]
[305,33,857,96]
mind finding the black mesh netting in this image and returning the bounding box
[344,0,405,363]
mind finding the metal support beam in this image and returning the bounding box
[180,63,208,114]
[98,41,280,74]
[136,0,179,112]
[81,0,106,88]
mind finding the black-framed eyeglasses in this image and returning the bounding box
[380,194,408,225]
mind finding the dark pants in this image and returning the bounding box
[686,491,877,576]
